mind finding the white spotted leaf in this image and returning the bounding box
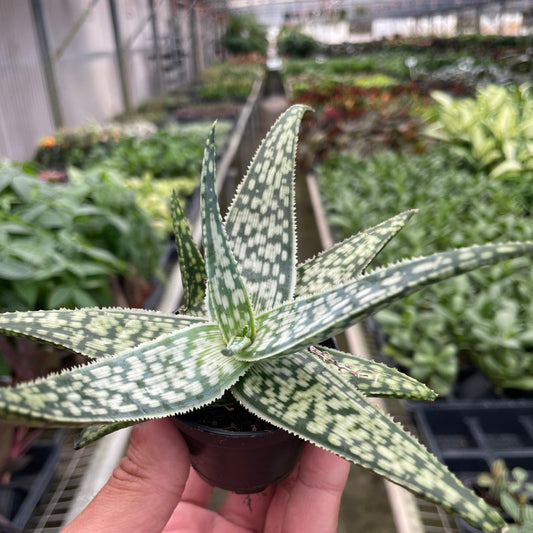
[76,420,138,448]
[0,104,528,532]
[232,351,504,533]
[170,190,206,311]
[0,323,248,425]
[225,105,310,312]
[202,126,255,348]
[236,242,533,361]
[307,345,436,400]
[296,210,416,296]
[0,308,205,359]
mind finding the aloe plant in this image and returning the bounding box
[1,105,533,531]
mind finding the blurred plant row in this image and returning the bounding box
[34,120,232,233]
[281,38,533,397]
[0,161,162,311]
[1,59,259,316]
[4,118,234,312]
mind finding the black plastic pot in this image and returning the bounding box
[173,416,303,493]
[172,339,341,493]
[409,400,533,533]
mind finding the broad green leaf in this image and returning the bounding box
[236,242,533,361]
[4,239,47,266]
[232,352,504,532]
[72,288,101,309]
[76,420,139,448]
[11,175,42,202]
[490,159,523,178]
[0,323,247,425]
[0,308,205,359]
[201,126,255,348]
[48,287,75,309]
[307,345,436,400]
[492,103,518,141]
[0,257,36,279]
[500,492,521,522]
[12,281,39,309]
[296,211,415,297]
[170,189,206,310]
[225,105,310,312]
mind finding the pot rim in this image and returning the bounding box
[175,414,292,439]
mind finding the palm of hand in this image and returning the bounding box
[164,443,349,533]
[62,420,348,533]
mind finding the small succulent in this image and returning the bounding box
[477,460,533,532]
[1,105,532,531]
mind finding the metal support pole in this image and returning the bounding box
[499,0,507,34]
[108,0,131,113]
[30,0,64,128]
[189,0,201,80]
[148,0,164,95]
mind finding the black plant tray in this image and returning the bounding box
[0,431,63,532]
[408,399,533,532]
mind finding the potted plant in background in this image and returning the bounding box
[1,105,533,531]
[458,460,533,533]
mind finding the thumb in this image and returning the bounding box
[63,418,190,533]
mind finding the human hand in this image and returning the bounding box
[63,418,350,533]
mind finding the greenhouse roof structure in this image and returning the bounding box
[228,0,533,23]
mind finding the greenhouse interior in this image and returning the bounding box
[1,0,533,532]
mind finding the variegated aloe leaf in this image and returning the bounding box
[170,190,206,311]
[295,210,416,297]
[76,420,138,448]
[202,126,255,353]
[307,345,435,400]
[0,323,248,426]
[225,105,310,312]
[232,352,504,532]
[0,308,204,359]
[236,241,533,361]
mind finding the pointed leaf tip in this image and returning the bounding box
[225,104,311,312]
[297,210,417,296]
[201,125,255,343]
[170,190,206,309]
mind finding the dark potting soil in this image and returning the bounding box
[180,393,277,433]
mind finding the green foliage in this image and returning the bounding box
[34,121,157,170]
[283,55,374,78]
[420,56,511,92]
[222,15,267,56]
[319,147,533,393]
[426,84,533,178]
[95,122,231,179]
[3,106,533,531]
[33,117,234,180]
[197,63,263,101]
[277,27,321,58]
[352,73,399,88]
[477,460,533,532]
[0,161,164,311]
[124,175,196,234]
[283,49,501,83]
[32,121,233,237]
